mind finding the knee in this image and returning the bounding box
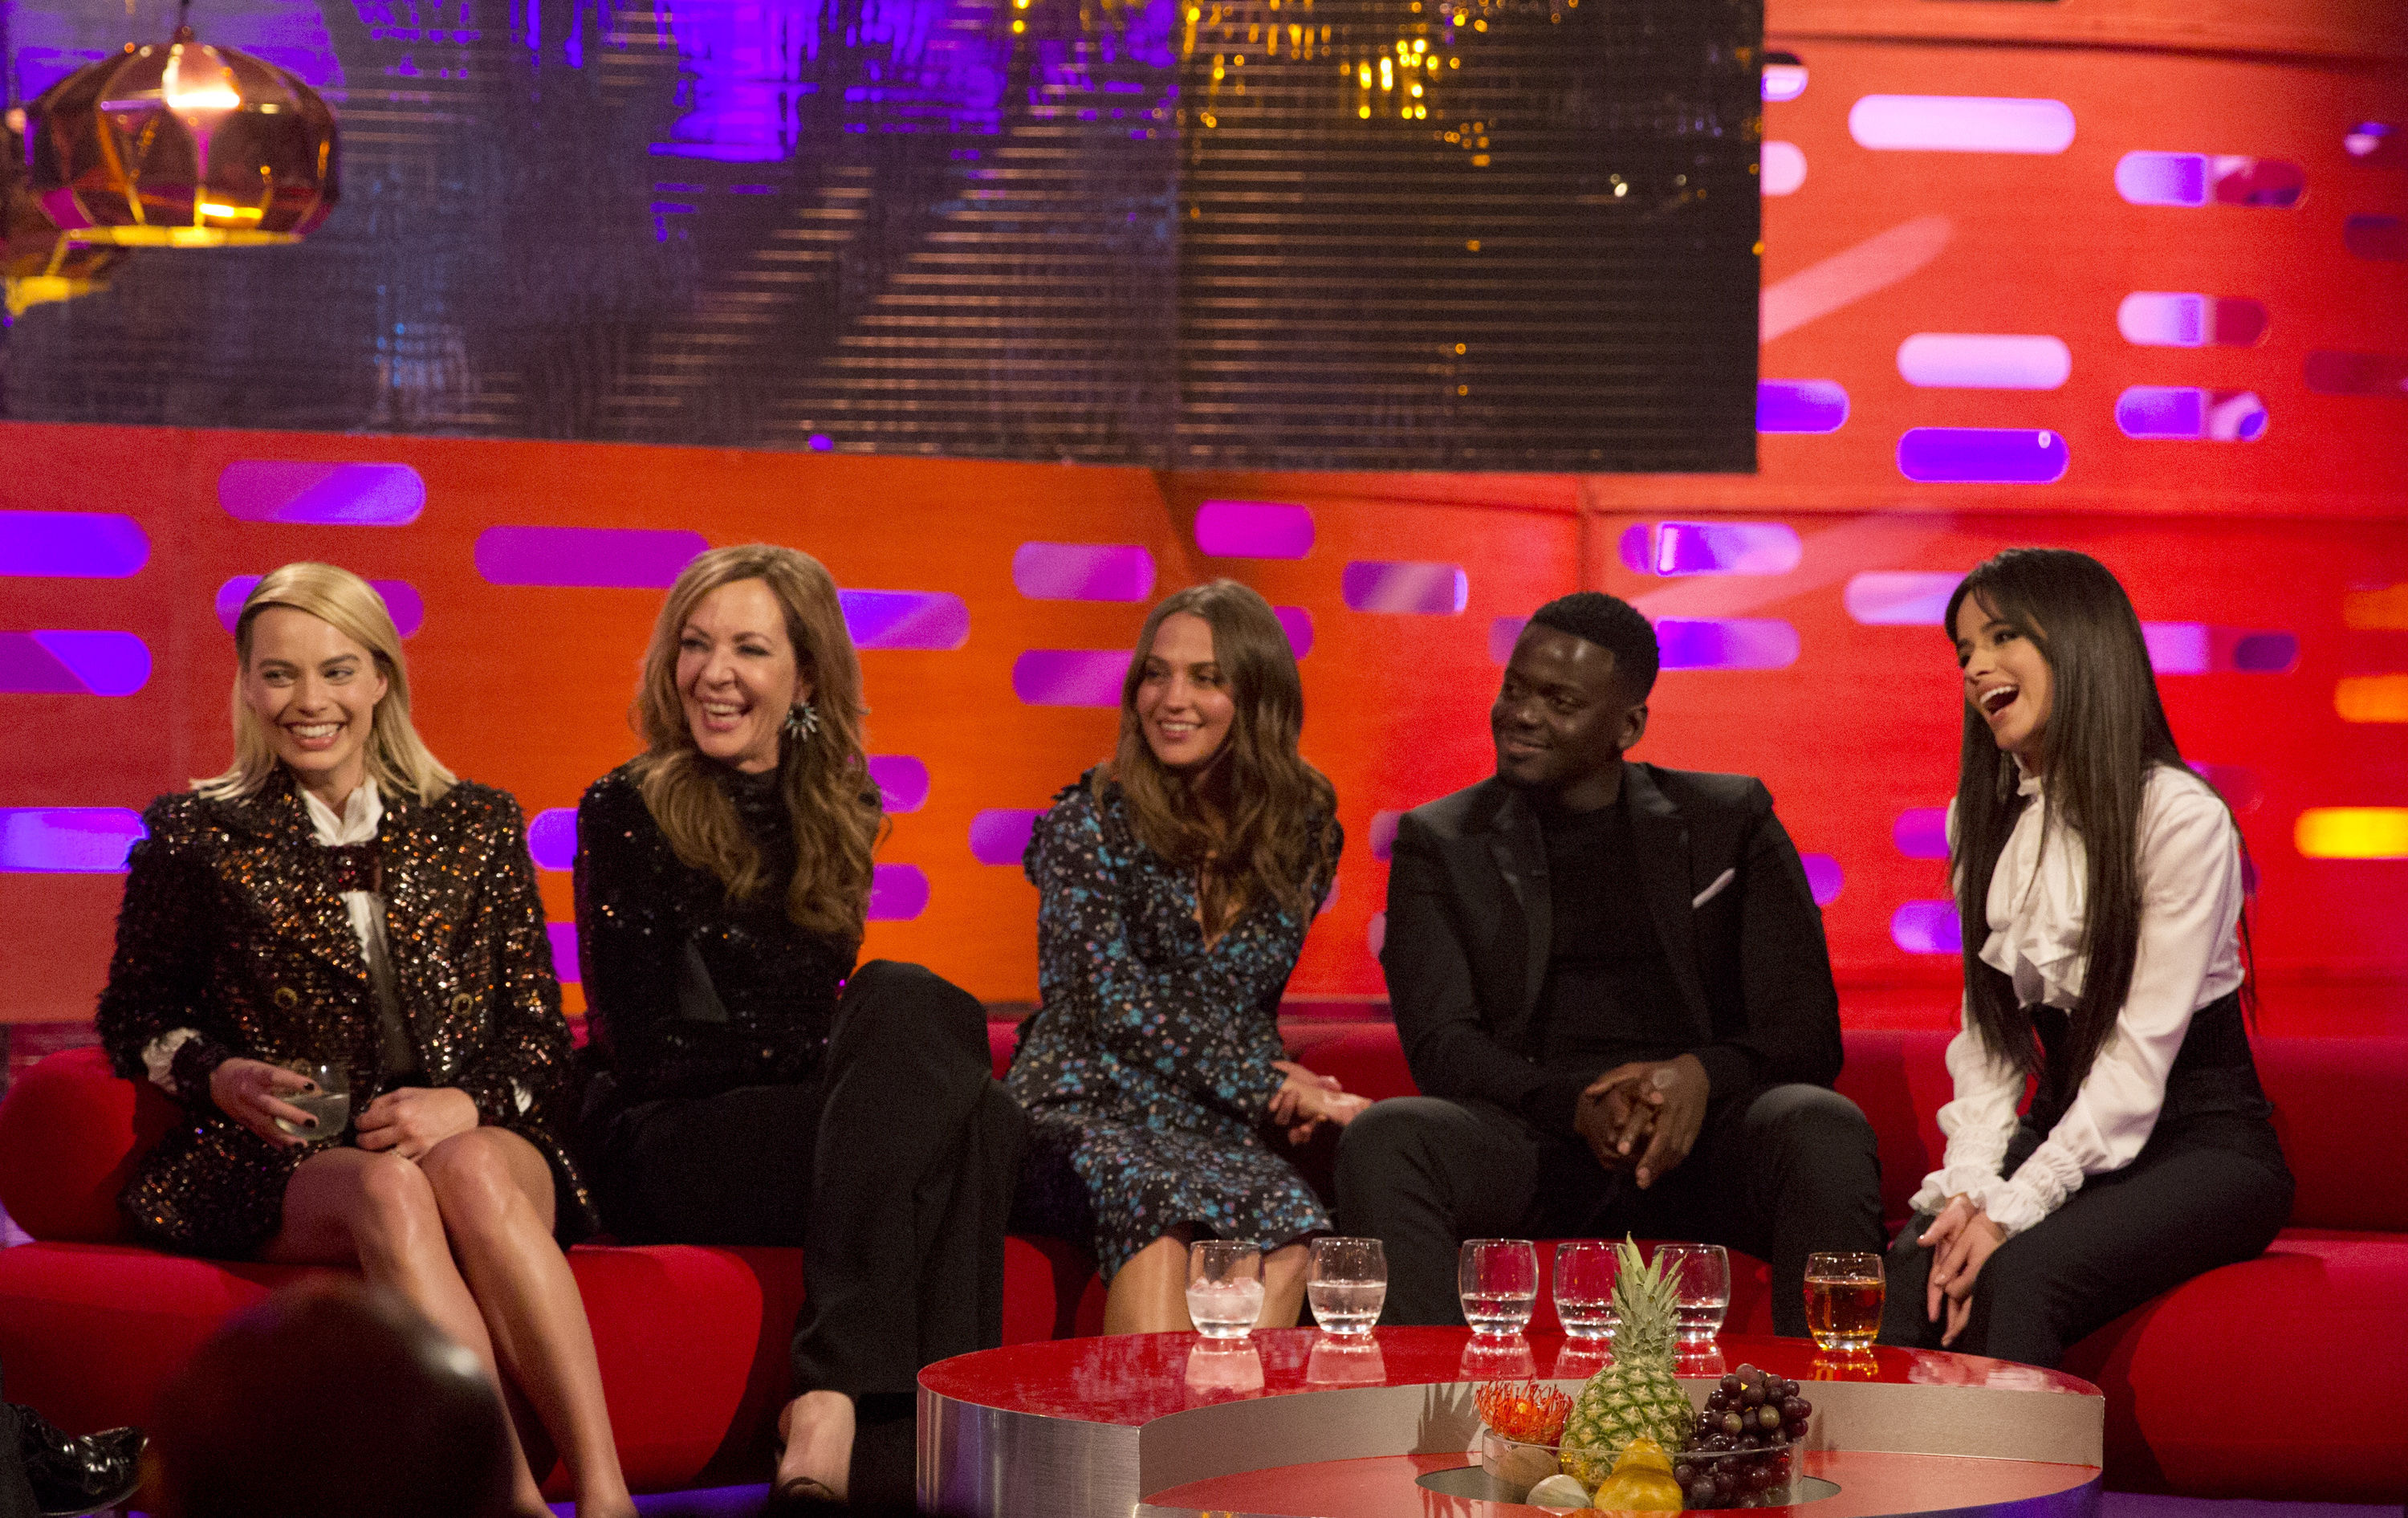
[417,1133,527,1233]
[1334,1098,1456,1201]
[352,1152,442,1247]
[1752,1085,1877,1158]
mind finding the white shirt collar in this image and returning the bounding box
[2013,755,2044,799]
[300,777,384,848]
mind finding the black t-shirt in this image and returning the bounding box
[1522,791,1692,1131]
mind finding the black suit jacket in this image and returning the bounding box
[1380,762,1843,1139]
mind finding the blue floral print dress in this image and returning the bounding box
[1006,771,1341,1279]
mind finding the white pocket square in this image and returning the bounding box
[1691,868,1736,909]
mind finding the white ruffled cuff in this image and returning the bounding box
[140,1028,202,1093]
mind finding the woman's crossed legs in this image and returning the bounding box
[262,1130,635,1518]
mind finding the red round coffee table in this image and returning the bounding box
[917,1329,2102,1518]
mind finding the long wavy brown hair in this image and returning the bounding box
[1104,580,1337,935]
[629,545,881,942]
[1945,548,2252,1092]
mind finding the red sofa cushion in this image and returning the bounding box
[2257,1037,2408,1232]
[0,1046,173,1244]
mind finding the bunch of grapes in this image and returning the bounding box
[1670,1363,1811,1508]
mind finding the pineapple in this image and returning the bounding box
[1560,1239,1693,1486]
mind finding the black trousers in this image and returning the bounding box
[1333,1085,1885,1336]
[592,960,1027,1403]
[1880,1115,2292,1367]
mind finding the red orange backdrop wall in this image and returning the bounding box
[2,0,2403,1033]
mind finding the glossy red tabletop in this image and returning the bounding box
[917,1327,2101,1423]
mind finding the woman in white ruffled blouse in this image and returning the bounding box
[1881,549,2292,1366]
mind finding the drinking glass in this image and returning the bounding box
[1552,1240,1618,1341]
[1307,1237,1387,1336]
[1803,1251,1885,1353]
[1457,1239,1539,1338]
[1185,1241,1265,1339]
[275,1060,350,1142]
[1653,1243,1730,1344]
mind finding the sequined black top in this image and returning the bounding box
[573,760,860,1108]
[95,768,593,1257]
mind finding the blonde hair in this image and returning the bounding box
[628,544,881,942]
[195,564,455,804]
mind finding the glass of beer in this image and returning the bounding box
[1803,1251,1885,1353]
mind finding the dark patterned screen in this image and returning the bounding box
[2,0,1760,471]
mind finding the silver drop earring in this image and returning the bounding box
[783,701,820,743]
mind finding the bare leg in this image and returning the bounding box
[263,1149,552,1516]
[1259,1242,1309,1329]
[418,1129,636,1518]
[1102,1229,1198,1335]
[774,1390,856,1503]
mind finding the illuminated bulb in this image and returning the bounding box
[162,43,239,112]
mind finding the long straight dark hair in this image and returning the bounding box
[1105,580,1338,934]
[1945,549,2247,1088]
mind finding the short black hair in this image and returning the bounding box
[1526,592,1660,699]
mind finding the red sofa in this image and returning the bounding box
[2,1025,2402,1501]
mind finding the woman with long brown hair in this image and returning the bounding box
[1881,548,2292,1365]
[1007,580,1365,1333]
[96,563,633,1518]
[572,544,1022,1512]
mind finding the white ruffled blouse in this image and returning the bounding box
[1910,763,2245,1236]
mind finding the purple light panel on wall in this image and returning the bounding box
[1657,619,1800,670]
[1620,523,1804,576]
[1801,854,1843,906]
[1761,56,1806,103]
[2117,294,2268,348]
[214,576,425,637]
[1341,561,1467,615]
[548,923,580,983]
[474,527,709,588]
[1897,429,2069,484]
[2345,216,2407,261]
[2304,352,2408,397]
[2117,154,2304,207]
[1194,502,1315,560]
[1893,808,1950,860]
[2142,624,2299,675]
[0,511,150,579]
[1757,381,1847,433]
[2115,388,2268,442]
[0,808,145,872]
[1844,572,1961,626]
[1275,607,1315,660]
[841,590,971,651]
[868,755,929,812]
[1847,96,2075,154]
[0,632,152,696]
[869,865,929,921]
[1761,142,1806,196]
[527,809,578,871]
[1011,650,1127,706]
[217,462,427,526]
[1490,617,1529,664]
[2117,153,2207,206]
[1891,901,1962,955]
[969,809,1040,866]
[1370,809,1402,861]
[2345,122,2399,164]
[1011,543,1156,602]
[1896,334,2070,390]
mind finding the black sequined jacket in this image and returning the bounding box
[572,761,859,1111]
[95,768,596,1256]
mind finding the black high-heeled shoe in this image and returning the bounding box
[12,1405,143,1517]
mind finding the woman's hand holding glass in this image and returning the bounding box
[1270,1060,1370,1145]
[210,1057,332,1148]
[1920,1193,2007,1346]
[354,1086,482,1161]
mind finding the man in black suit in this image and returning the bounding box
[1336,592,1885,1333]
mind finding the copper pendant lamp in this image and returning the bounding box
[21,3,339,249]
[3,106,129,316]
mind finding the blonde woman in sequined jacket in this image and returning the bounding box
[94,563,637,1518]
